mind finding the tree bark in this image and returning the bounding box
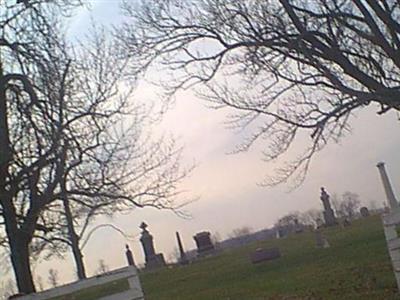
[1,59,36,294]
[60,148,87,280]
[2,193,36,294]
[62,192,87,280]
[8,234,36,294]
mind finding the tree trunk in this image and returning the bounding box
[63,196,87,280]
[9,234,36,294]
[1,67,35,294]
[70,234,87,280]
[61,175,87,280]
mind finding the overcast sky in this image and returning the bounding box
[4,1,400,290]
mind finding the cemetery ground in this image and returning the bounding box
[140,215,398,299]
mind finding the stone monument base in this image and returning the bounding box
[323,209,338,227]
[197,248,215,257]
[179,257,189,265]
[145,253,166,269]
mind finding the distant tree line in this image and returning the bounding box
[275,191,378,231]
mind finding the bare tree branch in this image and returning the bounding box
[122,0,400,187]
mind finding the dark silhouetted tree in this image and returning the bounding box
[275,212,303,228]
[228,226,253,239]
[340,191,361,220]
[122,0,400,187]
[300,209,323,227]
[1,1,190,293]
[1,1,82,292]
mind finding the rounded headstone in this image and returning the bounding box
[360,206,370,218]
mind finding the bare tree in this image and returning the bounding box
[122,0,400,187]
[1,1,190,293]
[0,1,83,292]
[331,193,345,219]
[47,30,191,281]
[275,212,302,228]
[95,259,109,275]
[228,226,253,239]
[210,231,222,249]
[300,209,323,227]
[331,191,361,219]
[369,200,379,211]
[340,191,361,220]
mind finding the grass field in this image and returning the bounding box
[140,215,398,300]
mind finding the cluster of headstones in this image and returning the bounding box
[315,187,371,249]
[319,186,370,227]
[126,187,373,269]
[125,222,216,270]
[253,187,373,264]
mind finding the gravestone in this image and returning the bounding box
[276,227,287,239]
[320,187,338,227]
[294,218,304,233]
[139,222,165,269]
[342,217,351,227]
[125,244,136,267]
[250,247,281,264]
[360,206,370,218]
[193,231,215,256]
[176,231,189,265]
[315,229,330,248]
[316,218,324,229]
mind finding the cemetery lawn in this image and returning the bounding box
[140,215,398,300]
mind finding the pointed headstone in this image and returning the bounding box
[139,222,165,269]
[360,207,370,218]
[125,244,135,267]
[315,229,330,249]
[176,232,189,265]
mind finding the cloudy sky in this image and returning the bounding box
[4,0,400,289]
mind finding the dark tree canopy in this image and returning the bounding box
[1,0,190,293]
[1,1,84,292]
[122,0,400,186]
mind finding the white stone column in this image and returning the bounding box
[377,162,399,210]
